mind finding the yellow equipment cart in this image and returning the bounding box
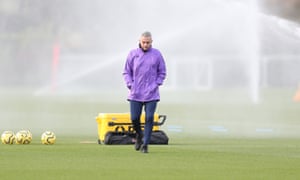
[95,113,168,145]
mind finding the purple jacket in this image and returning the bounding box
[123,47,166,102]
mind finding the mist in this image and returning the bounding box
[1,0,300,138]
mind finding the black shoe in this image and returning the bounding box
[135,134,142,151]
[140,145,148,153]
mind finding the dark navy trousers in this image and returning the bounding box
[129,100,157,145]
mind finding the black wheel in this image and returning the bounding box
[104,132,113,145]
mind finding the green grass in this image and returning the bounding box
[1,88,300,179]
[1,88,300,137]
[1,135,300,180]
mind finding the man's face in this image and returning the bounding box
[139,36,152,51]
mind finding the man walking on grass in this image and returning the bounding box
[123,31,166,153]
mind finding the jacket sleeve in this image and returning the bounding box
[123,52,133,89]
[156,53,167,85]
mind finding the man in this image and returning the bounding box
[123,31,166,153]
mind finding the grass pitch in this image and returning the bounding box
[1,88,300,179]
[1,135,300,180]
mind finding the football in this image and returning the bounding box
[41,131,56,145]
[15,130,32,144]
[1,131,16,144]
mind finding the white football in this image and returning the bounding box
[15,130,32,144]
[41,131,56,145]
[1,131,15,144]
